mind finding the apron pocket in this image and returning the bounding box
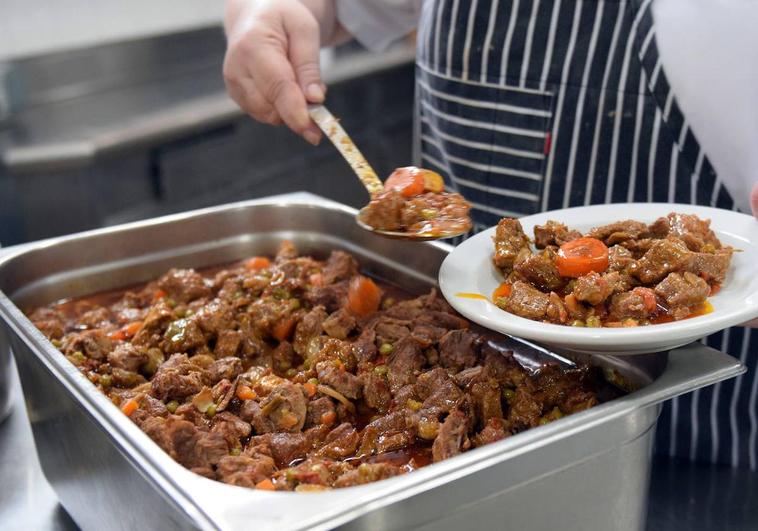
[417,66,554,229]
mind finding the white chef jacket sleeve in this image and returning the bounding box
[335,0,422,52]
[654,0,758,213]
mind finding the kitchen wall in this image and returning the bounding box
[0,0,223,61]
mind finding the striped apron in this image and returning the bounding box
[415,0,757,469]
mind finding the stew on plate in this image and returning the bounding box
[492,212,732,327]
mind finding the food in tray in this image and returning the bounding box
[28,241,613,492]
[492,212,732,327]
[359,166,473,237]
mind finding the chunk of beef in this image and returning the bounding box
[322,309,356,339]
[333,463,403,487]
[111,368,147,388]
[608,245,635,272]
[493,218,532,274]
[251,432,310,467]
[208,357,243,384]
[506,386,542,430]
[78,307,112,329]
[374,317,412,345]
[29,308,65,340]
[194,300,234,335]
[386,337,425,391]
[533,220,581,249]
[362,371,392,413]
[496,281,550,320]
[415,367,465,413]
[62,329,114,360]
[685,250,733,283]
[162,317,206,354]
[151,354,207,401]
[572,271,614,306]
[243,381,307,433]
[647,213,721,252]
[608,288,656,321]
[410,322,448,347]
[654,272,710,320]
[360,190,406,231]
[352,327,377,362]
[131,303,173,347]
[632,237,691,283]
[312,423,360,459]
[413,311,469,331]
[587,220,648,245]
[316,361,363,399]
[163,417,229,469]
[211,412,252,447]
[305,396,336,428]
[546,292,568,324]
[473,418,508,447]
[438,329,478,372]
[470,380,503,427]
[322,251,359,285]
[214,330,242,357]
[358,411,413,456]
[514,248,565,292]
[293,306,327,356]
[216,454,276,488]
[432,410,469,462]
[157,268,211,304]
[108,343,147,373]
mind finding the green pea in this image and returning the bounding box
[373,365,388,375]
[51,339,62,348]
[99,374,112,388]
[586,316,601,328]
[230,447,241,456]
[307,378,319,386]
[570,320,585,327]
[379,343,394,355]
[503,388,516,400]
[205,404,217,418]
[166,400,179,414]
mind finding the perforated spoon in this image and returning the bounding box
[308,104,470,241]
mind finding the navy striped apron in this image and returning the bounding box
[415,0,757,469]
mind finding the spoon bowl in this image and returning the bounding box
[309,104,470,242]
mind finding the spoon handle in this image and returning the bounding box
[308,104,384,197]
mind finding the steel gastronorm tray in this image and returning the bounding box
[0,192,745,531]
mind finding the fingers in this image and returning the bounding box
[751,181,758,218]
[287,15,325,104]
[248,49,322,145]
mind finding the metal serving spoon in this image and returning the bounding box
[308,104,469,241]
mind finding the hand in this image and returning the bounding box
[223,0,327,145]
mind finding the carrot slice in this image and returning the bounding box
[124,321,143,337]
[420,168,445,193]
[236,384,257,401]
[245,256,271,270]
[320,410,337,426]
[303,382,317,398]
[255,479,276,491]
[272,317,296,342]
[492,282,512,300]
[384,167,425,197]
[347,276,382,317]
[109,329,126,341]
[153,289,167,301]
[555,237,609,278]
[121,398,140,416]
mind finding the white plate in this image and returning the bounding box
[439,203,758,354]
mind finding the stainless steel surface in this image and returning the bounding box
[0,192,745,531]
[0,322,12,423]
[308,104,383,197]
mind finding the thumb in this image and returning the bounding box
[751,181,758,218]
[287,17,324,103]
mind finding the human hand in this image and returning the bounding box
[223,0,327,145]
